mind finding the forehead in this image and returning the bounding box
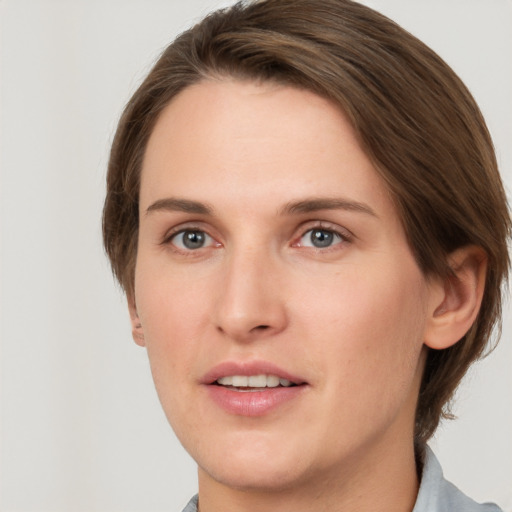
[140,79,394,222]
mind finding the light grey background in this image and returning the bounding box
[0,1,510,511]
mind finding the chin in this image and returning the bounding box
[200,457,306,492]
[192,431,313,492]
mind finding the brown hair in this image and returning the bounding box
[103,0,510,445]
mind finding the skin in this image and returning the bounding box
[130,80,486,512]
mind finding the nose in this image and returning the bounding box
[213,246,288,342]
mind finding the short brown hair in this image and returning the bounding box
[103,0,510,445]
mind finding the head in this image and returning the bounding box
[103,0,509,451]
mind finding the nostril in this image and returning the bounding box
[254,325,270,331]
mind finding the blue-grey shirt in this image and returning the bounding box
[181,447,502,512]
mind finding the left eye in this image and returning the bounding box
[170,230,215,250]
[298,228,344,248]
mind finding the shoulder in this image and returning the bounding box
[181,494,198,512]
[413,446,503,512]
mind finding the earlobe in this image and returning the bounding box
[128,296,146,347]
[424,246,487,350]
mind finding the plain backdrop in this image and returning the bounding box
[0,1,511,511]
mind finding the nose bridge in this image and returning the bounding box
[214,241,287,340]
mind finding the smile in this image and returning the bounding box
[203,362,307,416]
[216,374,294,389]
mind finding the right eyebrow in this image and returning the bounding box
[145,197,213,216]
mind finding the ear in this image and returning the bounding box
[127,295,146,347]
[424,246,487,350]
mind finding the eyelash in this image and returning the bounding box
[162,224,220,254]
[161,222,353,254]
[293,223,353,251]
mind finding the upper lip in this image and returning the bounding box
[201,360,307,385]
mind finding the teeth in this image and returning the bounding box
[266,375,280,387]
[248,375,266,387]
[216,374,294,388]
[232,375,248,387]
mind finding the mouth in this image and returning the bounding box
[203,361,307,416]
[214,374,297,391]
[203,360,306,388]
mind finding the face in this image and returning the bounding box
[133,80,439,493]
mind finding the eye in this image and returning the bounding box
[170,229,216,250]
[298,228,345,248]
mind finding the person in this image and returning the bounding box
[102,1,510,511]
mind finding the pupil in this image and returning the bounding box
[311,230,333,248]
[183,231,205,249]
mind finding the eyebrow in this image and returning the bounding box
[145,196,377,218]
[145,198,213,216]
[281,197,378,217]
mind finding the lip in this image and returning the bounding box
[201,360,306,385]
[201,360,308,417]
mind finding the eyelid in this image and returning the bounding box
[172,230,215,250]
[158,220,353,253]
[162,221,208,242]
[161,222,222,251]
[293,221,354,246]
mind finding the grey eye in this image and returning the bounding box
[300,229,343,248]
[311,230,334,247]
[172,230,212,250]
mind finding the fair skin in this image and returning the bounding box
[129,80,486,512]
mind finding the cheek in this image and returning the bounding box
[287,264,429,454]
[295,262,428,388]
[136,258,213,337]
[134,265,211,403]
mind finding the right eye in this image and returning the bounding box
[170,229,216,251]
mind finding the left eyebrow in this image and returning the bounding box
[281,197,378,217]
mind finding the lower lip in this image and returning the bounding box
[206,385,306,416]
